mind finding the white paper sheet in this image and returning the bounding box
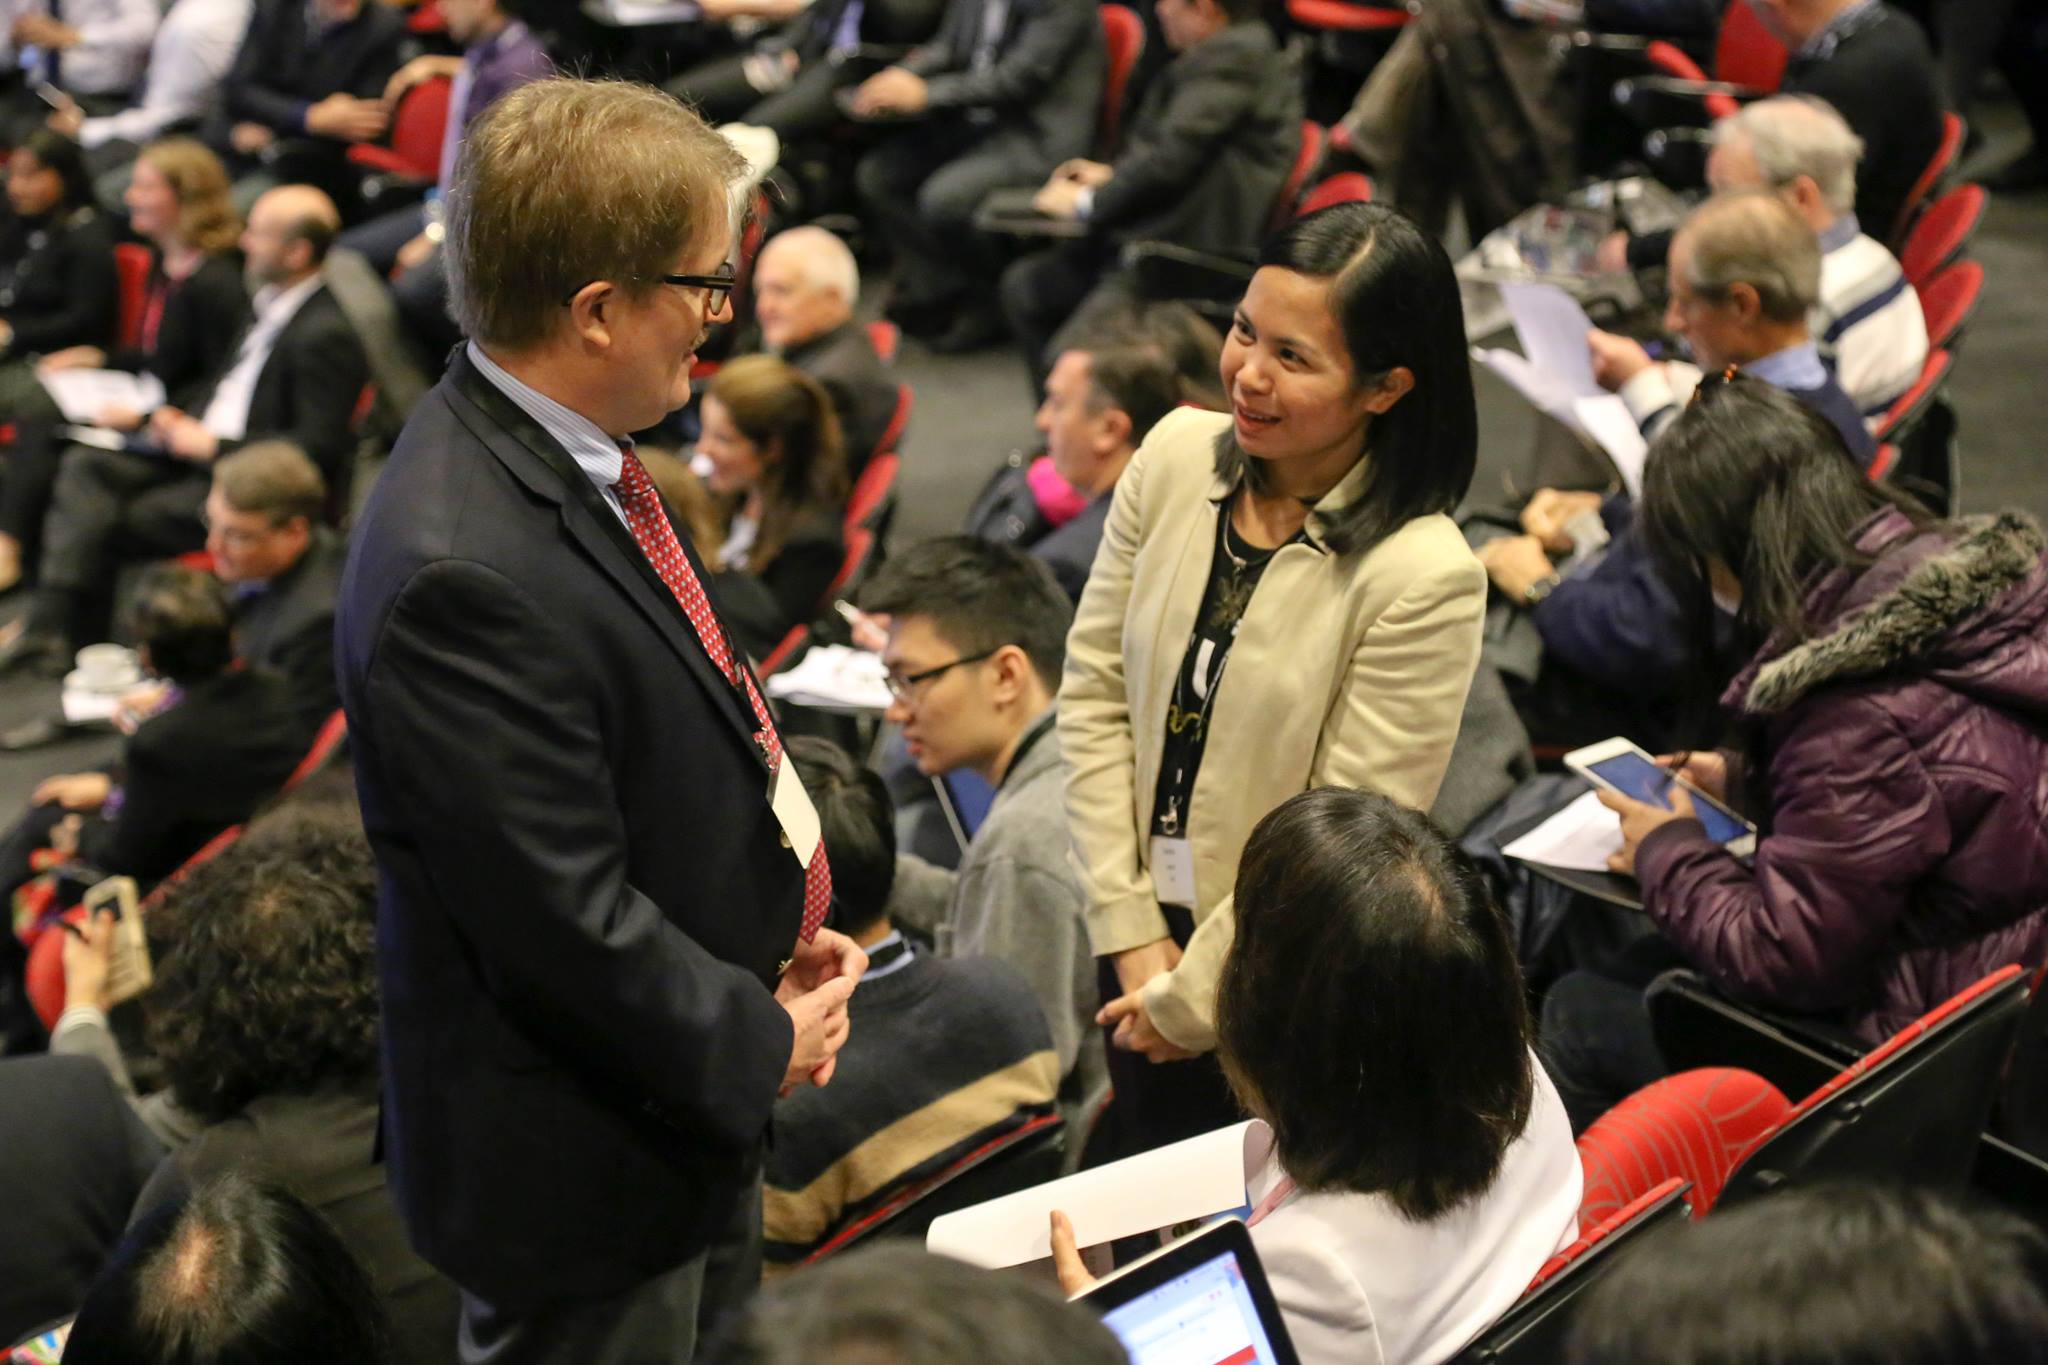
[39,369,164,425]
[927,1121,1258,1270]
[1569,394,1650,499]
[1501,790,1626,874]
[1498,282,1603,397]
[762,644,892,713]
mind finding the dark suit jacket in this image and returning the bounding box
[903,0,1105,161]
[219,0,407,139]
[236,525,346,736]
[1783,4,1944,242]
[0,207,118,356]
[1030,491,1108,602]
[194,284,369,486]
[786,321,898,474]
[108,253,250,413]
[336,351,803,1309]
[134,1080,459,1365]
[0,1055,164,1347]
[1089,23,1301,257]
[75,666,308,884]
[716,504,846,660]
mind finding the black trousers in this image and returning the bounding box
[457,1171,764,1365]
[856,122,1053,310]
[667,53,853,142]
[24,445,209,649]
[998,241,1146,394]
[0,367,66,565]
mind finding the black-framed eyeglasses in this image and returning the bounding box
[884,649,997,703]
[561,270,737,312]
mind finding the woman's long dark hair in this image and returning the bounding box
[1214,202,1478,556]
[18,128,96,216]
[1640,377,1933,647]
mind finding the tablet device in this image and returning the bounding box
[1078,1218,1300,1365]
[1564,736,1756,858]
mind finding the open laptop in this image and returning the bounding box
[1077,1219,1301,1365]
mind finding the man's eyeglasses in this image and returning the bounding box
[884,650,996,704]
[561,271,737,312]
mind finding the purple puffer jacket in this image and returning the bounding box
[1636,508,2048,1045]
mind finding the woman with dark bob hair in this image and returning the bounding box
[1567,1184,2048,1364]
[1543,379,2048,1127]
[1054,789,1581,1362]
[1060,202,1487,1155]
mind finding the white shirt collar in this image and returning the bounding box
[465,340,627,504]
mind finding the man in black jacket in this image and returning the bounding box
[997,0,1298,373]
[753,227,900,475]
[0,185,367,676]
[337,80,863,1362]
[211,0,405,209]
[851,0,1104,353]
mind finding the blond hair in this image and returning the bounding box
[137,137,240,256]
[446,78,747,350]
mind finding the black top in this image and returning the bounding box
[108,252,252,412]
[1783,4,1944,243]
[0,207,118,356]
[1150,508,1296,840]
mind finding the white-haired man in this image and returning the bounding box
[1706,94,1928,416]
[751,226,898,474]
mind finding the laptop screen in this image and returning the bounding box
[1096,1243,1287,1365]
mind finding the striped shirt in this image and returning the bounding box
[1812,214,1928,419]
[466,340,630,526]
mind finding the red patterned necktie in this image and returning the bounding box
[611,446,832,944]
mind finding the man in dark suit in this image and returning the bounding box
[207,440,347,734]
[212,0,407,208]
[335,79,865,1364]
[997,0,1300,373]
[0,185,367,676]
[850,0,1104,353]
[752,227,900,476]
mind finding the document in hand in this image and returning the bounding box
[1471,282,1649,497]
[39,368,165,425]
[762,644,893,714]
[927,1121,1259,1270]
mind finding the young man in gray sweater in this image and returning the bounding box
[863,538,1110,1141]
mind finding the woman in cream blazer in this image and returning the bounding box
[1060,202,1488,1150]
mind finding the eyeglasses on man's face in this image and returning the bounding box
[561,269,738,314]
[883,649,997,704]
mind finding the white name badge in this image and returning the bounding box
[771,762,821,870]
[1149,835,1198,908]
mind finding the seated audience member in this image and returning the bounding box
[1542,381,2048,1130]
[0,137,250,594]
[689,354,848,657]
[46,0,255,195]
[710,1245,1129,1365]
[62,1174,392,1365]
[1568,1185,2048,1364]
[764,738,1060,1268]
[0,184,366,675]
[0,0,156,140]
[851,0,1105,353]
[0,131,118,412]
[210,0,406,209]
[0,567,305,896]
[336,0,550,352]
[1052,789,1582,1364]
[205,441,346,731]
[997,0,1299,372]
[664,0,944,142]
[1750,0,1944,242]
[1619,96,1927,416]
[54,810,459,1362]
[750,226,899,475]
[862,539,1109,1133]
[0,1055,164,1345]
[1020,342,1179,600]
[1589,191,1875,460]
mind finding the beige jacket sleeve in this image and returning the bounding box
[1141,548,1490,1051]
[1059,441,1175,958]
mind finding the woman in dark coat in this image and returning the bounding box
[1543,379,2048,1130]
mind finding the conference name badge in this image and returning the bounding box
[771,762,821,869]
[1149,835,1197,909]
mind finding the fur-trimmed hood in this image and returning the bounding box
[1733,509,2048,716]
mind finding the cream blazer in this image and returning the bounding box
[1058,407,1487,1050]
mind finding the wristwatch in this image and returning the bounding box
[1523,573,1562,607]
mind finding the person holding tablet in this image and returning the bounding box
[1059,201,1487,1158]
[1544,379,2048,1130]
[1053,788,1582,1364]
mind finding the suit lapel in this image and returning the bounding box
[444,356,769,762]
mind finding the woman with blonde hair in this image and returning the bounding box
[0,138,250,592]
[693,353,850,655]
